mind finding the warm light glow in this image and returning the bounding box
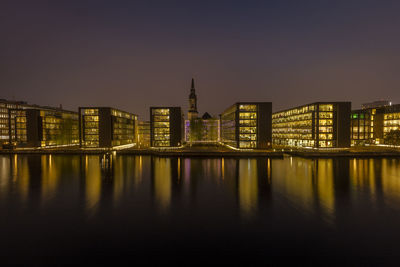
[151,108,172,147]
[153,157,172,213]
[238,159,258,218]
[272,103,338,148]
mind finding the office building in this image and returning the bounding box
[0,99,30,147]
[9,107,79,148]
[220,102,272,149]
[376,104,400,144]
[79,107,137,148]
[351,104,400,145]
[272,102,351,148]
[351,108,376,145]
[150,107,183,147]
[138,121,150,148]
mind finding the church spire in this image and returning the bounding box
[190,78,196,97]
[188,78,198,120]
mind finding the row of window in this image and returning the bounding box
[151,109,172,147]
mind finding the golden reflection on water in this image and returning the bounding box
[2,155,400,221]
[112,155,144,204]
[316,160,335,220]
[41,154,60,205]
[113,155,124,204]
[381,158,400,209]
[177,158,181,181]
[12,154,18,179]
[0,157,9,193]
[238,159,258,218]
[350,159,378,203]
[85,156,101,215]
[152,157,172,212]
[13,155,30,204]
[272,157,335,223]
[267,158,271,184]
[348,158,400,211]
[221,158,224,180]
[0,157,10,199]
[135,155,144,186]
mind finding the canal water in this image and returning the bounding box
[1,154,400,264]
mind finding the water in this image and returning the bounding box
[1,154,400,264]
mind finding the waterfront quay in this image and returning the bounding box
[0,144,283,158]
[2,144,400,158]
[282,146,400,158]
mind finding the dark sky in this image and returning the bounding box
[1,0,400,120]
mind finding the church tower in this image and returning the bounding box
[188,78,198,120]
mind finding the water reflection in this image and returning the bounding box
[350,159,380,208]
[149,157,272,218]
[151,157,172,212]
[1,155,400,223]
[83,155,102,215]
[272,157,351,224]
[377,159,400,209]
[81,154,148,216]
[236,159,271,218]
[41,155,60,204]
[238,159,258,216]
[0,155,30,204]
[2,154,400,264]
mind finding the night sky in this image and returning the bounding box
[1,0,400,120]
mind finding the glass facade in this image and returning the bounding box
[350,104,400,145]
[14,110,27,144]
[138,121,150,148]
[238,104,258,148]
[382,109,400,146]
[383,112,400,134]
[40,110,79,147]
[220,102,271,149]
[350,109,375,145]
[150,107,182,147]
[81,108,100,147]
[272,102,350,148]
[151,108,171,147]
[0,100,29,146]
[220,105,237,148]
[80,107,136,148]
[111,109,136,147]
[0,104,12,143]
[8,108,79,148]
